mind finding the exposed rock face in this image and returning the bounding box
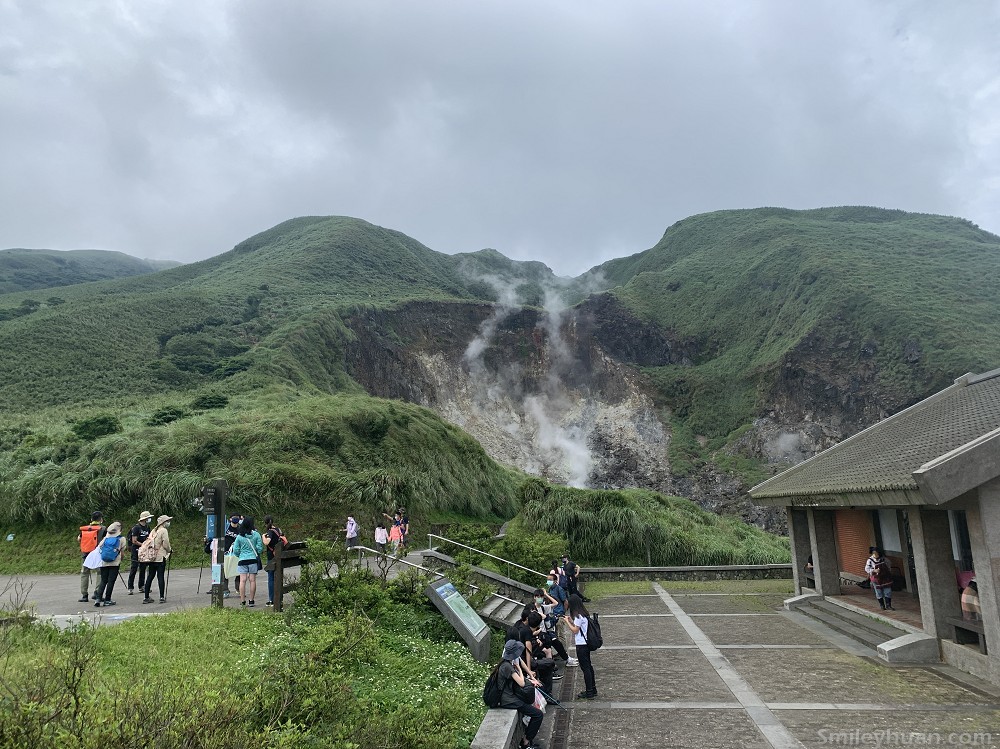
[341,299,896,533]
[344,301,673,492]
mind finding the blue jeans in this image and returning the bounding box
[267,568,275,602]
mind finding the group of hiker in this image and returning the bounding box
[78,510,172,606]
[344,508,409,554]
[485,556,601,749]
[77,510,288,608]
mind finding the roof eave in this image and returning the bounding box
[913,426,1000,504]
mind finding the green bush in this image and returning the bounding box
[146,406,188,426]
[190,393,229,410]
[70,414,122,441]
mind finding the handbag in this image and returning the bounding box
[224,553,239,579]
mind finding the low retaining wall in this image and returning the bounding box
[582,564,793,582]
[470,709,523,749]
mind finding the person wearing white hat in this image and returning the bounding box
[142,515,173,604]
[94,521,126,607]
[127,511,154,595]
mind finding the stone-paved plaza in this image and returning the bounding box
[548,583,1000,749]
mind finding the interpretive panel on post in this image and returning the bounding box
[429,579,488,637]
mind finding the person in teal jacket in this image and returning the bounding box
[230,516,265,608]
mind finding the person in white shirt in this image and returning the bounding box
[374,523,388,552]
[563,594,598,699]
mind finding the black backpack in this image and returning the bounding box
[482,664,505,708]
[585,613,603,650]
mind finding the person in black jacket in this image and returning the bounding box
[497,640,544,749]
[127,511,153,595]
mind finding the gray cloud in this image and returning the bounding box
[1,0,997,274]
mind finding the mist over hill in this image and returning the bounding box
[1,207,997,533]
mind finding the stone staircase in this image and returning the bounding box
[791,597,922,658]
[478,593,526,631]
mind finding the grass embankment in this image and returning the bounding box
[517,482,790,567]
[0,546,488,748]
[0,394,518,527]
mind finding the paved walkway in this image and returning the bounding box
[551,584,1000,749]
[0,550,424,628]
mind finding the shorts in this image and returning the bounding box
[237,562,260,575]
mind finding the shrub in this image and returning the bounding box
[70,414,122,441]
[190,393,229,410]
[146,406,188,426]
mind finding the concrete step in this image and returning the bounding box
[810,599,908,640]
[479,596,505,619]
[496,600,520,624]
[799,601,906,649]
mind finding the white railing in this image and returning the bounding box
[426,533,548,582]
[352,545,524,610]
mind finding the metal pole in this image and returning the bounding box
[196,552,205,594]
[164,555,171,599]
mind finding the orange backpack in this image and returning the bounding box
[79,524,101,553]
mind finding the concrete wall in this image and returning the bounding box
[583,564,792,582]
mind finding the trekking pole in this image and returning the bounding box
[165,555,171,599]
[534,685,569,710]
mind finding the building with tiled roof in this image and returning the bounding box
[750,367,1000,685]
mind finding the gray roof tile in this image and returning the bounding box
[750,368,1000,499]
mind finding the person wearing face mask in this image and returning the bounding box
[544,572,569,617]
[142,515,173,604]
[523,589,574,666]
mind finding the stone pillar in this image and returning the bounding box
[896,511,916,593]
[788,507,812,594]
[807,508,841,596]
[909,506,962,638]
[968,479,1000,658]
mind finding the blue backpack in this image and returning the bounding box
[99,536,120,562]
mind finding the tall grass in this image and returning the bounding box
[519,484,790,566]
[0,394,519,527]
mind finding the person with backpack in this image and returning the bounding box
[141,515,173,604]
[94,521,126,607]
[126,511,153,595]
[494,640,544,749]
[564,593,599,700]
[562,554,590,602]
[77,511,105,603]
[523,590,575,666]
[230,516,265,608]
[262,515,286,607]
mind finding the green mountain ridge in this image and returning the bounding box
[1,206,997,561]
[0,248,180,296]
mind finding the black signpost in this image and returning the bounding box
[200,478,228,609]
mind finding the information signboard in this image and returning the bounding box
[425,577,491,661]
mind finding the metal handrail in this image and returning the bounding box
[426,533,547,580]
[353,545,525,611]
[353,545,446,579]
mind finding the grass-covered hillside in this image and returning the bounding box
[0,217,491,413]
[593,207,1000,438]
[0,248,176,296]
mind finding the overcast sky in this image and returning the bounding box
[1,1,998,276]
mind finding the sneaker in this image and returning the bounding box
[551,672,564,681]
[142,598,154,604]
[127,588,134,596]
[576,690,596,700]
[265,601,273,606]
[223,591,231,599]
[94,601,102,608]
[566,658,578,666]
[78,595,89,603]
[103,600,116,606]
[158,597,166,603]
[248,600,255,608]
